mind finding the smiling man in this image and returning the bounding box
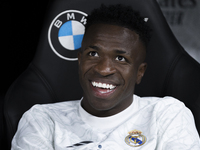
[78,23,147,117]
[11,4,200,150]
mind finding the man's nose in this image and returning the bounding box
[94,57,116,77]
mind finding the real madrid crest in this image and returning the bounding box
[48,10,87,61]
[125,130,147,147]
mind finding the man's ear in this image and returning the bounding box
[136,63,147,84]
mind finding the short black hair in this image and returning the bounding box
[85,4,151,47]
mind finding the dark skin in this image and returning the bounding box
[78,23,147,117]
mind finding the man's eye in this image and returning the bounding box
[88,51,99,57]
[115,56,125,62]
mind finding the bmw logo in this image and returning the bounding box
[48,10,87,61]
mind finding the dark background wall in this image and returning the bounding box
[0,0,48,147]
[1,0,49,96]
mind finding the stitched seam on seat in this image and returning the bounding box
[161,52,183,96]
[3,80,18,143]
[3,63,58,145]
[29,63,58,102]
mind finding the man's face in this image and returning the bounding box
[78,23,147,117]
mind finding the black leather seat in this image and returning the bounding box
[4,0,200,149]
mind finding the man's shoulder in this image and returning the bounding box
[139,95,183,104]
[135,95,186,112]
[135,95,194,127]
[26,100,81,116]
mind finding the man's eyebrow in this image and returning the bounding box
[83,45,99,52]
[88,45,100,50]
[114,49,127,54]
[85,46,128,54]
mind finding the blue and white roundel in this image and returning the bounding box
[48,10,87,61]
[58,20,84,50]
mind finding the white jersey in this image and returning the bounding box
[12,95,200,150]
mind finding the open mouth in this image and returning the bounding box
[90,81,117,97]
[91,81,116,90]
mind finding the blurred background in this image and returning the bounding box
[157,0,200,63]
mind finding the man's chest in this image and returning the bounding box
[52,116,158,150]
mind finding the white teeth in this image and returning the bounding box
[91,81,116,90]
[102,83,106,88]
